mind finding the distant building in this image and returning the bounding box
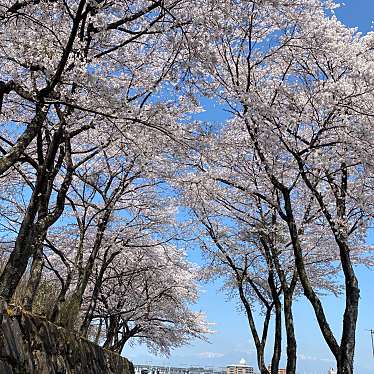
[134,364,253,374]
[328,369,336,374]
[189,367,214,374]
[134,365,189,374]
[213,368,226,374]
[226,359,255,374]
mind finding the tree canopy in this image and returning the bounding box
[0,1,373,374]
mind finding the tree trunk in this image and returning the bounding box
[0,217,36,301]
[270,294,282,374]
[23,232,47,311]
[0,107,47,176]
[80,248,122,336]
[282,190,340,359]
[71,210,112,315]
[238,281,270,374]
[260,234,282,374]
[103,315,118,349]
[284,291,297,374]
[336,352,355,374]
[0,169,45,300]
[0,127,65,301]
[49,269,72,323]
[268,233,298,374]
[336,241,359,374]
[256,348,269,374]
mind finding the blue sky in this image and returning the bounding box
[125,2,374,373]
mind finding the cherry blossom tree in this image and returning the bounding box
[0,0,373,369]
[82,242,209,355]
[0,0,201,302]
[174,122,345,374]
[0,0,193,173]
[186,1,374,373]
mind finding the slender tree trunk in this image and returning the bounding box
[239,284,270,374]
[0,107,47,176]
[0,213,36,301]
[337,166,359,374]
[95,319,103,344]
[0,127,65,301]
[283,190,339,354]
[256,348,268,374]
[297,162,359,374]
[281,190,359,373]
[246,300,271,374]
[23,247,44,311]
[80,248,122,336]
[60,210,111,328]
[284,291,297,374]
[270,293,282,374]
[268,236,298,374]
[103,315,118,349]
[79,246,111,335]
[260,234,282,374]
[23,231,47,310]
[80,275,102,336]
[336,242,359,374]
[49,269,72,323]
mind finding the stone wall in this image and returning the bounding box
[0,301,134,374]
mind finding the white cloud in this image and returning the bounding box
[299,353,334,363]
[198,352,225,359]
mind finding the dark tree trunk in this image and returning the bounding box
[80,247,122,336]
[268,231,298,374]
[260,234,282,374]
[283,189,359,373]
[103,315,118,349]
[23,245,44,311]
[241,289,271,374]
[0,209,37,301]
[284,291,297,374]
[283,190,340,358]
[270,292,282,374]
[23,228,48,311]
[0,127,68,302]
[67,209,112,326]
[297,162,360,374]
[49,269,72,323]
[0,107,47,176]
[336,241,359,374]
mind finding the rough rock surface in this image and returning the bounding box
[0,301,134,374]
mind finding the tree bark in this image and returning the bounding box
[60,209,112,329]
[259,233,282,374]
[270,287,281,374]
[296,161,360,374]
[0,198,38,301]
[284,290,297,374]
[23,240,45,311]
[268,236,298,374]
[239,283,271,374]
[283,190,340,358]
[0,132,73,303]
[80,247,121,336]
[49,269,72,323]
[0,107,47,175]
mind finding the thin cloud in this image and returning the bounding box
[198,352,225,359]
[299,353,334,363]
